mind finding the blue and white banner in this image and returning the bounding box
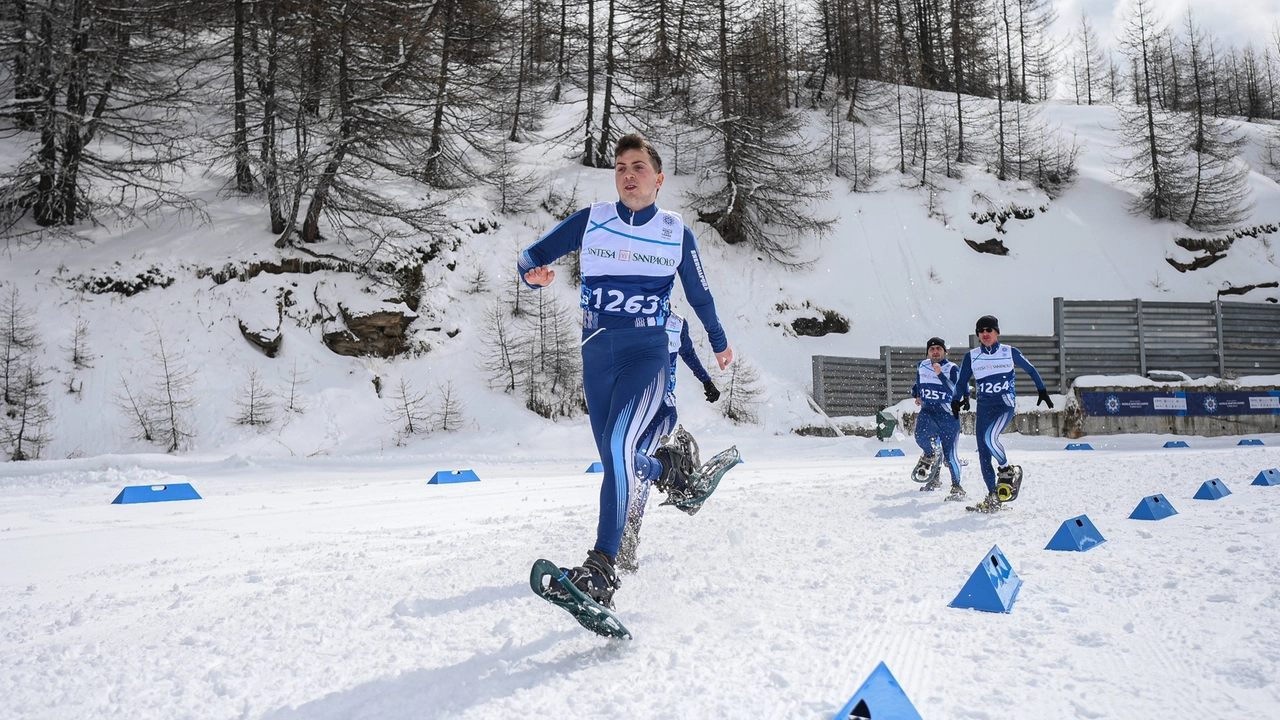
[1080,390,1280,417]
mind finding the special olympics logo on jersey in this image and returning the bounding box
[1105,395,1121,414]
[1203,395,1218,414]
[663,215,676,226]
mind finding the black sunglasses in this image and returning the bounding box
[977,327,997,333]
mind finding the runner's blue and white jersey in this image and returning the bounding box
[578,202,684,325]
[517,201,727,353]
[911,359,960,409]
[955,343,1045,408]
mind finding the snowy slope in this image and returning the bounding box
[3,100,1279,460]
[3,435,1280,718]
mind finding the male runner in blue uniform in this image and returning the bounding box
[616,312,719,573]
[910,337,965,500]
[519,134,732,606]
[952,315,1054,512]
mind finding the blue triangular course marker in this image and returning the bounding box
[112,483,202,504]
[1253,468,1280,486]
[1238,439,1265,446]
[949,544,1023,613]
[585,462,604,473]
[1045,514,1106,552]
[1065,443,1093,450]
[875,448,905,457]
[833,661,922,720]
[1129,494,1177,520]
[1194,479,1232,500]
[1164,440,1190,448]
[428,469,480,484]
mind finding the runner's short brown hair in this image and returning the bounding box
[614,133,662,174]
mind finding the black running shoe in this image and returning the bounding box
[547,549,618,608]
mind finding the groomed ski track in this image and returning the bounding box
[3,433,1279,719]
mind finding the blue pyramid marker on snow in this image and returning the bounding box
[1164,440,1190,448]
[428,469,480,484]
[1193,478,1231,500]
[875,448,905,457]
[112,483,202,504]
[585,462,603,473]
[1129,494,1177,520]
[832,661,922,720]
[1253,468,1280,486]
[1238,439,1265,446]
[1065,443,1093,450]
[949,545,1023,613]
[1045,514,1106,552]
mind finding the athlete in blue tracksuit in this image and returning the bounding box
[616,313,719,573]
[519,133,732,606]
[910,337,964,499]
[952,315,1054,511]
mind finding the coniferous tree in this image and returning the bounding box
[0,287,40,405]
[0,0,202,235]
[430,380,467,431]
[689,0,832,263]
[716,355,763,424]
[1115,0,1190,222]
[1072,10,1106,105]
[1179,10,1252,230]
[232,368,278,427]
[2,359,52,460]
[281,359,310,415]
[385,377,430,440]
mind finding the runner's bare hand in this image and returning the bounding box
[524,267,555,286]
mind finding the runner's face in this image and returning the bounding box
[978,328,999,347]
[615,149,664,211]
[928,346,946,362]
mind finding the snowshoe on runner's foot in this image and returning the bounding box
[543,549,618,609]
[966,490,1003,513]
[911,452,940,483]
[919,474,943,491]
[995,465,1023,502]
[530,558,631,639]
[944,483,967,501]
[654,425,701,496]
[659,445,740,516]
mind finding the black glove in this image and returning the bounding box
[1037,388,1054,408]
[703,380,720,403]
[951,398,963,419]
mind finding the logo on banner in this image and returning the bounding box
[1153,397,1187,411]
[1250,395,1280,410]
[1203,395,1218,414]
[1105,395,1121,414]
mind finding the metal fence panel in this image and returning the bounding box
[812,355,885,417]
[1222,302,1280,375]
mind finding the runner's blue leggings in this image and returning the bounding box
[582,326,667,558]
[628,400,677,530]
[975,401,1016,492]
[914,407,961,483]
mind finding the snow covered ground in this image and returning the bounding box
[4,430,1280,719]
